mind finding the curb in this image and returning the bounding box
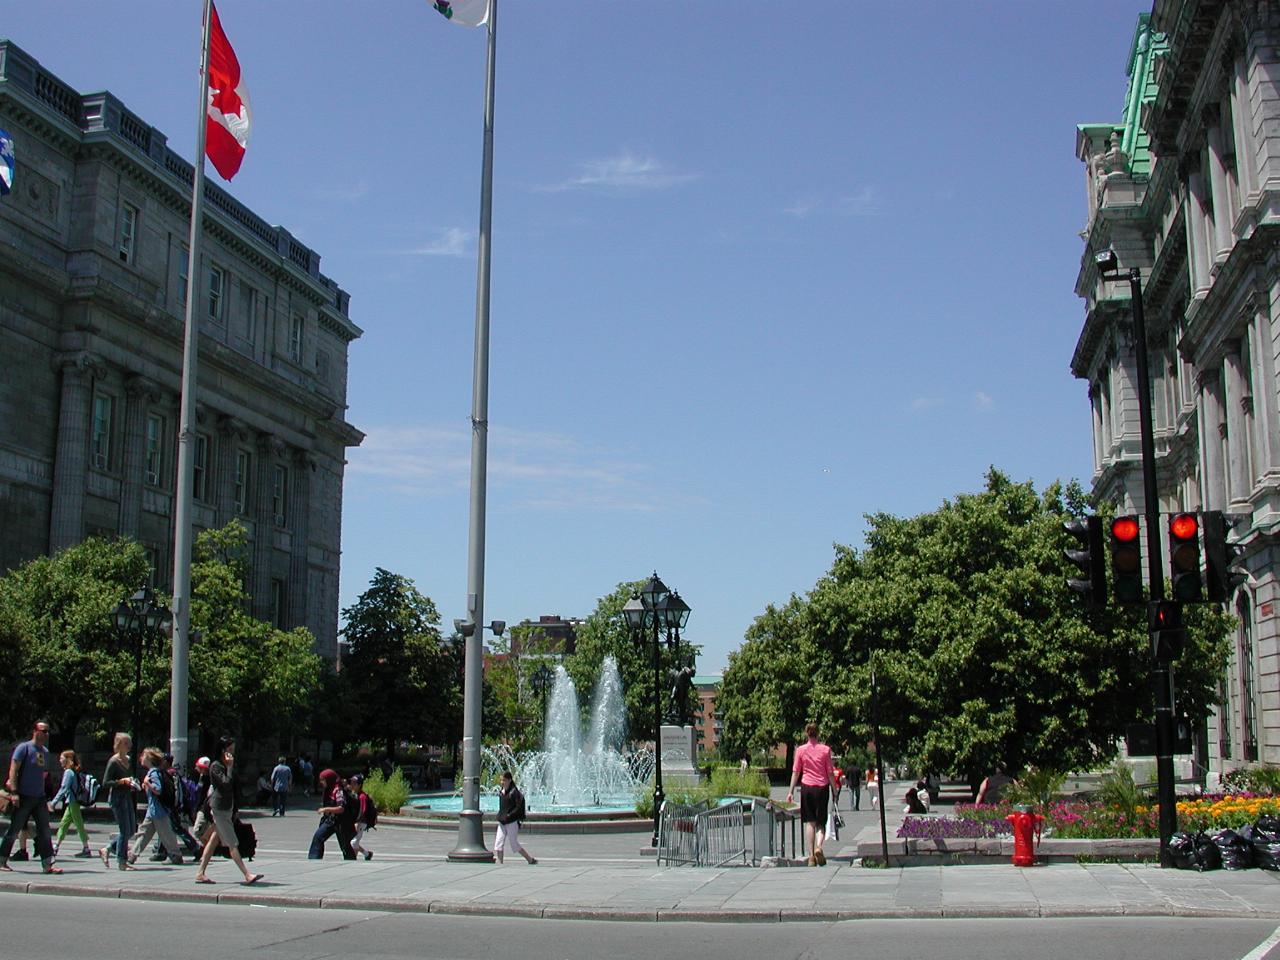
[0,881,1276,922]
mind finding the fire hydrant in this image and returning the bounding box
[1006,804,1043,867]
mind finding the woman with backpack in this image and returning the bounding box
[51,750,92,859]
[348,774,376,861]
[494,770,536,865]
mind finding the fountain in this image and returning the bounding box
[411,655,654,816]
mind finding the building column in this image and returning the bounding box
[215,416,247,524]
[1185,170,1213,296]
[287,449,313,631]
[1206,119,1234,262]
[1090,385,1104,472]
[1199,368,1228,509]
[1233,54,1260,203]
[1223,344,1253,506]
[1247,304,1280,473]
[48,352,102,553]
[118,376,158,539]
[252,433,282,622]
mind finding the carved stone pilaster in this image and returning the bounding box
[287,448,314,630]
[48,352,105,552]
[118,376,163,538]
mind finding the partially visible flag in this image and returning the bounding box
[205,2,251,180]
[431,0,490,27]
[0,130,13,196]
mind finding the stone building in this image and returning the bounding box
[1072,3,1280,773]
[0,41,363,659]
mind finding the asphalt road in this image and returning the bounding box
[6,895,1280,960]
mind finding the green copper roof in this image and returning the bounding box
[1119,13,1166,176]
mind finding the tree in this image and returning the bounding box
[340,568,459,757]
[725,470,1234,785]
[0,537,150,741]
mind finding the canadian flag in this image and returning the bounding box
[205,2,250,181]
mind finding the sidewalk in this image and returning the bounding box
[0,841,1275,921]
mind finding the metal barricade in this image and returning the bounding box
[750,797,775,864]
[657,800,706,866]
[696,800,748,867]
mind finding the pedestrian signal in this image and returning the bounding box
[1167,512,1203,601]
[1148,600,1185,662]
[1064,517,1106,609]
[1109,516,1144,604]
[1202,511,1247,602]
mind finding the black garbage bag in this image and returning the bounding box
[1169,831,1221,872]
[1212,827,1256,870]
[1251,816,1280,871]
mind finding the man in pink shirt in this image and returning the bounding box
[785,722,835,866]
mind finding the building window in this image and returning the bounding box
[1237,594,1259,762]
[144,413,165,486]
[142,544,161,588]
[272,465,289,527]
[193,433,209,501]
[177,243,190,308]
[289,314,304,364]
[119,203,138,263]
[234,450,251,515]
[239,284,257,344]
[208,266,226,322]
[270,578,287,628]
[91,394,114,470]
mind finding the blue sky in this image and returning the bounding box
[5,1,1150,671]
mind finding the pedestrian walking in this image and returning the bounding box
[494,771,536,865]
[308,769,356,860]
[127,748,184,865]
[846,762,861,811]
[99,732,137,871]
[0,719,61,874]
[51,750,92,859]
[866,765,880,810]
[348,774,375,861]
[150,756,201,860]
[193,737,262,885]
[785,722,835,867]
[270,756,292,817]
[190,756,213,844]
[976,764,1014,805]
[299,755,313,797]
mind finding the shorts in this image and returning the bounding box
[209,808,237,848]
[494,820,523,854]
[799,784,829,826]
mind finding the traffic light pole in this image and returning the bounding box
[1125,267,1178,866]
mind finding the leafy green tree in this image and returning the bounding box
[340,568,459,757]
[0,537,150,740]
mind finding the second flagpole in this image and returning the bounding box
[449,0,498,863]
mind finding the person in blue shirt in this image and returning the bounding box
[126,747,184,865]
[270,757,292,817]
[0,719,61,874]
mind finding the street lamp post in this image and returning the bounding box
[621,573,691,848]
[1096,249,1178,867]
[112,587,172,772]
[449,617,505,863]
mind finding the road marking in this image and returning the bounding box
[1239,925,1280,960]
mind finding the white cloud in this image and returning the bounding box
[909,396,943,412]
[783,197,819,218]
[974,391,994,410]
[347,423,678,512]
[408,227,472,257]
[537,150,699,194]
[836,186,881,217]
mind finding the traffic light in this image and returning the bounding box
[1167,512,1203,601]
[1109,515,1144,604]
[1064,517,1106,608]
[1149,600,1185,661]
[1203,510,1246,602]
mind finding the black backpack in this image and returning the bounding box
[360,792,378,829]
[157,769,179,811]
[338,786,359,828]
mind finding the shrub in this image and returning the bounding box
[1003,767,1066,813]
[364,767,412,815]
[1096,762,1149,823]
[1222,764,1280,796]
[708,766,770,799]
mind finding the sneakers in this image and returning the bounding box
[10,850,29,862]
[363,851,372,861]
[149,854,167,862]
[74,849,94,859]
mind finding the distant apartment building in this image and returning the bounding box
[693,674,721,756]
[0,41,363,658]
[1072,4,1280,772]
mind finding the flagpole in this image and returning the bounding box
[449,0,498,863]
[168,0,214,772]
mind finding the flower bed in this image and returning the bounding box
[898,794,1280,841]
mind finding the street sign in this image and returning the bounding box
[1124,721,1193,756]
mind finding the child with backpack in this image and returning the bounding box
[307,769,356,860]
[51,750,93,859]
[126,747,184,865]
[349,774,376,861]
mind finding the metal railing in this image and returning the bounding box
[657,799,753,867]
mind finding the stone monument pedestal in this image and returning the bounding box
[660,724,700,788]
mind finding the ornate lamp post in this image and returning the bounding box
[112,586,172,771]
[621,572,692,847]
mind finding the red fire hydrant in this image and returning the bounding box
[1006,804,1043,867]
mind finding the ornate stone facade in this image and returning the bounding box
[1073,4,1280,774]
[0,41,363,660]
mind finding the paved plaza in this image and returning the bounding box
[1,785,1276,922]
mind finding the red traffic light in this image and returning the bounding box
[1169,513,1199,541]
[1111,517,1140,542]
